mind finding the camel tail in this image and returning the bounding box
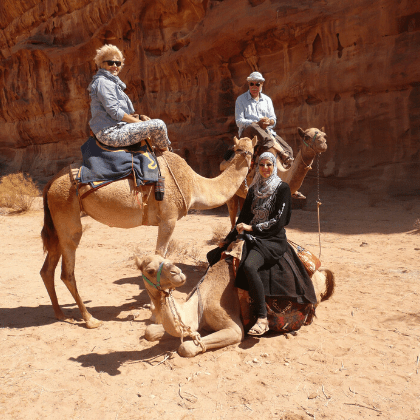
[41,179,59,253]
[319,268,335,302]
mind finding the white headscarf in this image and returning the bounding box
[249,152,282,199]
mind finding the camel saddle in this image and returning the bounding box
[78,136,159,188]
[223,241,315,334]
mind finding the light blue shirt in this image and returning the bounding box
[87,69,135,134]
[235,91,277,137]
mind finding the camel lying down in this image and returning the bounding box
[136,254,335,358]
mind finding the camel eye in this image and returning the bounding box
[146,268,156,275]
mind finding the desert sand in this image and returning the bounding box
[1,181,419,420]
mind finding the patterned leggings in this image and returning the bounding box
[96,119,171,149]
[242,249,267,319]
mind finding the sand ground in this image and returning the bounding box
[1,182,419,420]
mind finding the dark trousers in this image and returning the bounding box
[241,122,293,158]
[242,249,267,319]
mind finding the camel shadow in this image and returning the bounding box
[70,331,265,376]
[2,266,207,330]
[0,276,154,329]
[69,336,180,376]
[0,304,63,329]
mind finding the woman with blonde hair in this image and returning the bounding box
[88,44,170,151]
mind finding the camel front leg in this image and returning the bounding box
[226,196,239,229]
[156,218,177,256]
[144,324,166,341]
[178,326,243,358]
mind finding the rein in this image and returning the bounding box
[316,154,322,259]
[302,131,323,258]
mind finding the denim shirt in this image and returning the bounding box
[87,69,135,134]
[235,91,277,137]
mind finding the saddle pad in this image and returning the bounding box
[237,288,315,334]
[79,136,159,187]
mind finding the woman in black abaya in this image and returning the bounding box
[219,152,317,335]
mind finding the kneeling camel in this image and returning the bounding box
[137,254,335,357]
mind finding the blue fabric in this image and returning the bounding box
[87,69,135,134]
[79,137,159,187]
[235,91,277,137]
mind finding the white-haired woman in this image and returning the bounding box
[88,44,170,151]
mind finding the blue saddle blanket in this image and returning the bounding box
[79,137,159,187]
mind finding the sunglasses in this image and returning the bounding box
[249,82,261,87]
[103,60,122,67]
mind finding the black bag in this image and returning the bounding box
[155,175,165,201]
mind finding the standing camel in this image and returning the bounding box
[225,127,328,228]
[40,136,257,328]
[137,254,335,357]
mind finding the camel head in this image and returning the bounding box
[232,136,258,164]
[136,254,186,291]
[297,127,328,154]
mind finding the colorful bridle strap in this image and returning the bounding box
[142,261,165,290]
[303,131,318,148]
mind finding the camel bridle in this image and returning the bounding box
[142,262,167,292]
[235,148,253,169]
[302,130,320,152]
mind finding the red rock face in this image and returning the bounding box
[1,0,419,195]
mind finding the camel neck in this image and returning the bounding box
[286,148,316,193]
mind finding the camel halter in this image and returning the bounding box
[303,130,319,150]
[142,262,166,291]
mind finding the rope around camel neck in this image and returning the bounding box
[167,291,207,353]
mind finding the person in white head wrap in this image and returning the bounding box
[214,152,317,335]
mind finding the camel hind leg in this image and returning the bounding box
[58,229,102,329]
[41,172,102,328]
[40,247,65,321]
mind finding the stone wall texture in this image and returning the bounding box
[1,0,419,194]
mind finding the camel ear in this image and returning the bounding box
[135,255,144,272]
[297,127,305,138]
[233,136,239,147]
[251,136,258,148]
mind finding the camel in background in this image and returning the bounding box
[224,127,328,228]
[137,254,335,358]
[40,136,257,328]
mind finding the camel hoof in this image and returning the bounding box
[178,341,203,358]
[85,317,102,329]
[144,324,165,341]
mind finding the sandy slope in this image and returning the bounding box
[1,185,419,420]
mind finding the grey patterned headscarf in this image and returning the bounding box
[249,152,282,199]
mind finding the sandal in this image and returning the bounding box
[248,319,269,336]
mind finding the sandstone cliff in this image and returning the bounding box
[1,0,419,195]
